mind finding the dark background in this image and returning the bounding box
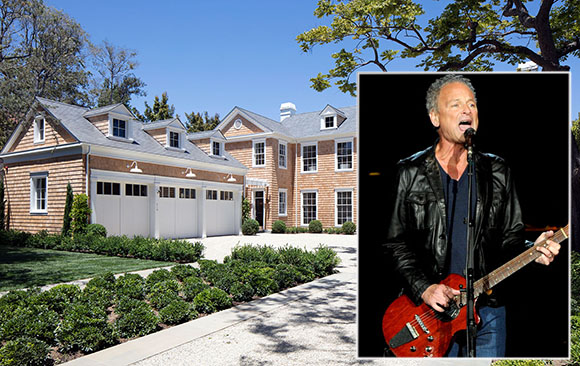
[358,72,570,358]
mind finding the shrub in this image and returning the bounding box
[271,220,286,233]
[158,299,197,325]
[308,220,323,233]
[193,288,232,314]
[148,280,181,310]
[1,305,59,346]
[171,264,200,281]
[115,301,158,338]
[115,297,147,315]
[313,245,341,276]
[181,276,210,301]
[62,182,73,236]
[273,264,302,289]
[226,245,279,265]
[242,219,260,235]
[242,197,251,223]
[341,221,356,235]
[230,281,254,302]
[145,269,175,291]
[0,337,50,366]
[245,267,279,297]
[115,273,146,300]
[87,223,107,237]
[33,284,82,314]
[70,194,92,235]
[56,302,117,353]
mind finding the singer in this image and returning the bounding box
[382,74,561,357]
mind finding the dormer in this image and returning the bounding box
[187,130,226,158]
[319,105,347,131]
[83,104,136,142]
[142,118,187,152]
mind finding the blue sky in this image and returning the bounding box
[45,1,579,122]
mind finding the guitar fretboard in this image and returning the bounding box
[474,225,569,297]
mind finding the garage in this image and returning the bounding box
[158,186,198,239]
[205,189,237,236]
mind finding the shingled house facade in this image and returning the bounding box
[202,102,358,231]
[0,97,246,238]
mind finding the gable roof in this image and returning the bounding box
[142,117,186,131]
[2,97,245,171]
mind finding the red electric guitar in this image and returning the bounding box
[382,224,569,357]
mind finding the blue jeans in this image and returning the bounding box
[446,306,506,357]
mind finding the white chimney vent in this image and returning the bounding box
[280,102,296,121]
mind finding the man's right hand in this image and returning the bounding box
[421,283,461,312]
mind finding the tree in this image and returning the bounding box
[297,0,580,95]
[90,40,146,107]
[62,182,73,236]
[0,174,5,231]
[70,193,91,236]
[184,111,220,133]
[140,92,175,122]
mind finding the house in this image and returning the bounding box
[0,97,247,238]
[200,102,357,231]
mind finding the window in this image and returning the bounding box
[126,184,148,197]
[336,190,353,226]
[220,191,233,201]
[302,191,317,225]
[206,190,218,200]
[97,182,121,196]
[179,188,196,199]
[34,117,45,143]
[336,140,353,171]
[253,140,265,167]
[212,141,222,156]
[302,143,317,172]
[325,116,335,129]
[112,119,127,138]
[279,189,287,216]
[159,186,175,198]
[30,173,47,213]
[279,141,287,169]
[169,131,180,148]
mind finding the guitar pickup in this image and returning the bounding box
[388,322,419,348]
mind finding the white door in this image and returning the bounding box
[122,183,150,237]
[175,187,198,238]
[158,186,177,239]
[206,189,236,236]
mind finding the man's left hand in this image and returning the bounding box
[534,230,561,265]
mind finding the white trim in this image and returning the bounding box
[252,188,265,227]
[335,137,354,172]
[218,108,270,133]
[300,189,318,226]
[252,139,266,168]
[210,139,223,157]
[278,140,287,169]
[33,116,45,144]
[278,188,288,216]
[301,142,318,173]
[107,113,133,142]
[30,171,48,214]
[335,188,354,227]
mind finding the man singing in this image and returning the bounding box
[382,74,560,357]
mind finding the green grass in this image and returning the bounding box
[0,246,175,291]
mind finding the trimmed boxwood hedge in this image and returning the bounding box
[0,244,341,365]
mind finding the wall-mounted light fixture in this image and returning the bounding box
[226,173,236,182]
[127,161,142,173]
[183,167,196,178]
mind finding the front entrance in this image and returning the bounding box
[254,190,264,228]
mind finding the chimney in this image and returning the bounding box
[280,102,296,121]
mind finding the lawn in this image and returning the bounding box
[0,246,174,291]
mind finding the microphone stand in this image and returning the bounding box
[465,130,476,357]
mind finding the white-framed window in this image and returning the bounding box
[97,181,121,196]
[302,143,317,173]
[169,131,180,148]
[112,118,127,138]
[335,189,353,226]
[279,189,287,216]
[278,140,287,169]
[126,184,148,197]
[206,190,218,200]
[33,116,45,143]
[301,190,317,226]
[253,140,266,167]
[320,114,337,130]
[336,138,354,171]
[30,172,48,213]
[211,140,222,157]
[159,186,175,198]
[179,188,196,199]
[220,191,233,201]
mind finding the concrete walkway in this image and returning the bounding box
[62,233,492,366]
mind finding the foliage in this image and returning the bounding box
[572,315,580,364]
[242,219,260,235]
[32,284,82,314]
[0,304,59,345]
[115,301,158,338]
[313,245,341,276]
[297,0,580,96]
[230,281,255,302]
[181,276,210,301]
[185,110,220,133]
[272,220,287,233]
[0,337,50,366]
[572,113,580,148]
[308,220,323,233]
[115,273,146,300]
[171,264,200,281]
[242,197,251,223]
[147,279,181,310]
[62,183,74,236]
[87,223,107,237]
[70,194,92,235]
[193,288,232,314]
[140,92,175,122]
[158,299,197,325]
[341,221,356,235]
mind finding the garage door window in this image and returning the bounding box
[97,182,121,195]
[126,184,148,197]
[159,186,175,198]
[179,188,196,199]
[206,190,218,200]
[220,191,233,201]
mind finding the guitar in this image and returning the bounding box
[382,224,569,357]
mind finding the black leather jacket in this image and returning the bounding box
[383,143,526,307]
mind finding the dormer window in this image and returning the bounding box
[325,116,335,129]
[169,131,180,148]
[210,139,224,157]
[33,116,45,143]
[319,105,345,130]
[112,118,127,138]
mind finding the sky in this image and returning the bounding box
[45,0,579,122]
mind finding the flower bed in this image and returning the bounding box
[0,244,340,365]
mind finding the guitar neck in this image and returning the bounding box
[474,224,569,298]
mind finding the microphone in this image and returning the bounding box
[464,128,476,160]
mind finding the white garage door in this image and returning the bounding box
[206,189,236,236]
[158,186,198,239]
[94,181,149,237]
